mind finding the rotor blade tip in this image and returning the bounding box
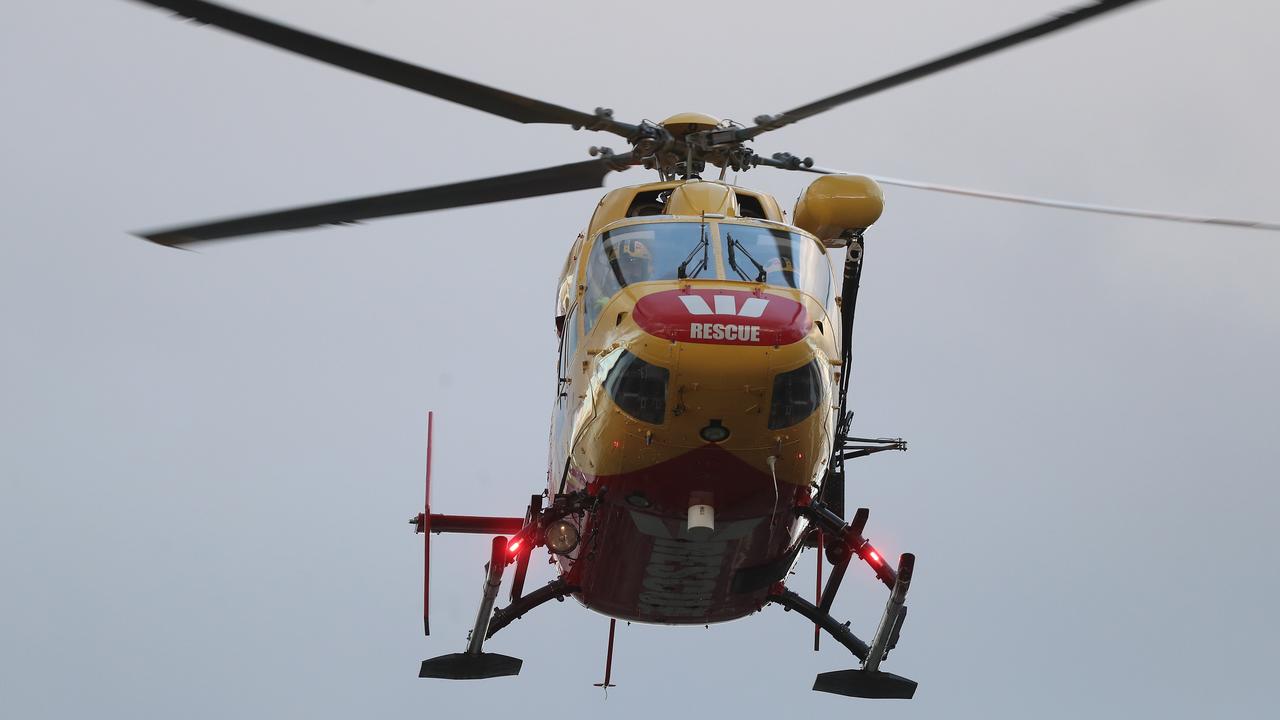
[136,230,198,250]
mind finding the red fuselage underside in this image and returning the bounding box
[565,445,807,624]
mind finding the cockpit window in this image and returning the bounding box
[721,224,832,304]
[584,222,709,332]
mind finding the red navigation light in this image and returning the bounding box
[866,547,882,565]
[507,539,523,555]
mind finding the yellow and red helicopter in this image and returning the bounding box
[126,0,1280,700]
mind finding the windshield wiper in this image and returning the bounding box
[726,233,767,282]
[677,221,710,279]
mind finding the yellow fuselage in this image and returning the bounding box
[545,180,846,624]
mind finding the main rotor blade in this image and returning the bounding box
[867,174,1280,232]
[741,0,1151,139]
[771,160,1280,232]
[138,158,627,247]
[127,0,637,138]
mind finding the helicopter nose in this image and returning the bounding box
[631,288,808,346]
[615,287,829,447]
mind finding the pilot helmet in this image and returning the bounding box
[765,255,794,273]
[616,238,653,278]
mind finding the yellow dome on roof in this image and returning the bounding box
[659,112,722,138]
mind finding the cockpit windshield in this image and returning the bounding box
[721,224,832,304]
[582,221,833,333]
[584,222,708,330]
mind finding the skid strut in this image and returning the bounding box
[412,416,604,681]
[812,552,916,699]
[768,588,869,661]
[487,579,573,639]
[419,536,523,679]
[774,501,918,699]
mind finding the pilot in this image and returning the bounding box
[616,238,654,284]
[586,237,655,327]
[763,254,795,285]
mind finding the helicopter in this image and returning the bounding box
[124,0,1280,701]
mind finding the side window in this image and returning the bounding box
[582,236,623,336]
[555,232,585,327]
[735,193,767,219]
[558,304,580,398]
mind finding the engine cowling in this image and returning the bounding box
[793,175,884,247]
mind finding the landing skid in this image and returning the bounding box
[771,501,918,699]
[813,670,917,700]
[419,536,525,680]
[412,414,918,694]
[414,418,599,681]
[419,652,522,680]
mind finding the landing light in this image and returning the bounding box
[545,519,580,555]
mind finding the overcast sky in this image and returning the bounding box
[2,1,1278,718]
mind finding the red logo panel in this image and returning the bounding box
[631,288,808,346]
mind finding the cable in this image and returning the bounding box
[766,455,780,544]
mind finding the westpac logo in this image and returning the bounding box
[631,289,806,346]
[677,295,770,342]
[677,295,769,318]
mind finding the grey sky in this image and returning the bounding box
[2,1,1277,718]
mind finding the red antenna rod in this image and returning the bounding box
[594,619,618,690]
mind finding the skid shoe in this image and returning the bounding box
[419,652,522,680]
[813,669,917,699]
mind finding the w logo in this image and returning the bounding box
[632,289,805,346]
[677,295,769,318]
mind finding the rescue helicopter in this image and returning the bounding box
[125,0,1280,700]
